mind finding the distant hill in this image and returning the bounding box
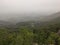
[7,13,48,23]
[0,20,14,28]
[16,12,60,27]
[41,12,60,21]
[38,12,60,27]
[0,12,60,28]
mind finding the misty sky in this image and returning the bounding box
[0,0,60,13]
[0,0,60,20]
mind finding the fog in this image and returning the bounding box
[0,0,60,21]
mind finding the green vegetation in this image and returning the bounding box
[0,14,60,45]
[0,22,60,45]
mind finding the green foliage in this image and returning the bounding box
[0,22,60,45]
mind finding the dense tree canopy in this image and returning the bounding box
[0,22,60,45]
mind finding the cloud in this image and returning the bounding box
[0,0,60,21]
[0,0,60,14]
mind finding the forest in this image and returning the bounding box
[0,20,60,45]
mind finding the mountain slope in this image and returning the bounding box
[16,12,60,28]
[42,12,60,22]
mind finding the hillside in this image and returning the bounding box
[0,12,60,28]
[16,12,60,27]
[42,12,60,22]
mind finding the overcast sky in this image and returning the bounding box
[0,0,60,20]
[0,0,60,14]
